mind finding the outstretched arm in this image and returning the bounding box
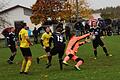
[77,33,91,40]
[79,41,87,46]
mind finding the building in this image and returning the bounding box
[0,5,39,38]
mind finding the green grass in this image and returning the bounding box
[0,35,120,80]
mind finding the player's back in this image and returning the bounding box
[19,28,29,48]
[66,36,79,50]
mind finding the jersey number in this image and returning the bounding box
[57,36,63,42]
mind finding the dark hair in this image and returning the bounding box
[21,23,27,28]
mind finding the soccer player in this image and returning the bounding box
[36,26,52,64]
[46,25,66,70]
[63,31,91,70]
[7,27,17,64]
[19,23,33,74]
[90,20,112,59]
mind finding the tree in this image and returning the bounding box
[31,0,74,25]
[69,0,92,19]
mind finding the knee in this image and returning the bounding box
[75,58,84,63]
[26,56,32,61]
[68,54,74,59]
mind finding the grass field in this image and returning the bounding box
[0,35,120,80]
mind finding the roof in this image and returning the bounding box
[0,5,31,14]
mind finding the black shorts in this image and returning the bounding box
[20,47,32,57]
[9,45,17,53]
[93,39,104,48]
[45,47,51,52]
[50,46,65,59]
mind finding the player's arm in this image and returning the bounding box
[77,33,91,40]
[79,41,87,46]
[26,36,33,46]
[6,34,11,46]
[25,32,33,46]
[40,39,44,47]
[40,33,45,47]
[49,35,53,47]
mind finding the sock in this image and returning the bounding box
[48,55,52,64]
[24,60,32,73]
[59,59,63,70]
[75,60,83,67]
[94,50,97,57]
[63,56,70,62]
[20,59,26,72]
[103,47,108,55]
[39,55,47,59]
[9,54,16,61]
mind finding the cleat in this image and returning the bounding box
[63,61,69,66]
[36,58,39,64]
[24,72,28,74]
[7,60,13,64]
[46,63,51,68]
[20,72,24,74]
[109,54,112,57]
[74,65,81,71]
[94,57,97,59]
[106,54,112,57]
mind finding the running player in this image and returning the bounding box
[36,26,52,64]
[63,31,91,70]
[19,23,33,74]
[46,25,66,70]
[90,20,112,59]
[7,27,17,64]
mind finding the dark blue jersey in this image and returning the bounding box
[7,32,16,46]
[89,27,101,40]
[52,32,66,47]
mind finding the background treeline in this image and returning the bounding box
[94,6,120,19]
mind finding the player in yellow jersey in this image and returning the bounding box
[19,23,33,74]
[37,26,52,64]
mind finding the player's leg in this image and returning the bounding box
[63,54,74,65]
[20,48,32,74]
[24,56,32,74]
[99,39,112,56]
[20,59,27,74]
[92,41,98,59]
[73,56,84,71]
[46,47,56,68]
[37,47,50,64]
[58,48,64,70]
[7,45,17,64]
[24,48,32,74]
[20,48,27,74]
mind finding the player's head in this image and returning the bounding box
[10,27,15,32]
[45,26,51,33]
[22,23,28,30]
[56,25,63,32]
[91,21,97,27]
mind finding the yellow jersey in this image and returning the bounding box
[41,32,52,47]
[19,28,30,48]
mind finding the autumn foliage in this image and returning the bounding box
[30,0,92,25]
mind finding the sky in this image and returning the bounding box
[3,0,120,10]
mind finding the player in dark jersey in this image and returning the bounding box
[90,21,112,59]
[7,27,17,64]
[46,25,66,70]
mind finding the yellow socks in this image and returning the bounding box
[20,59,26,72]
[24,60,32,73]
